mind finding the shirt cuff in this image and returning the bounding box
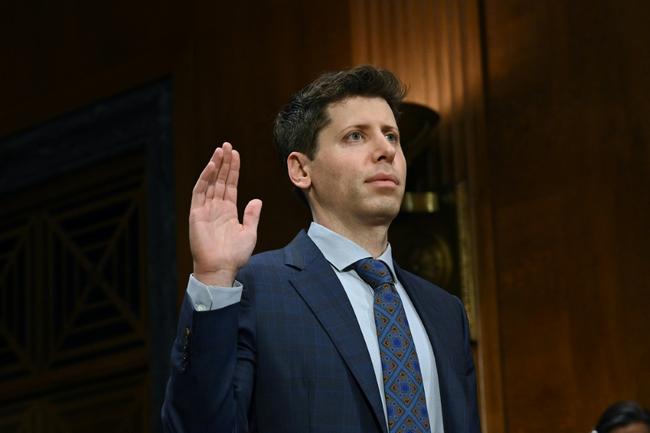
[186,274,243,311]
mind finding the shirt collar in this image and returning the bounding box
[307,222,397,279]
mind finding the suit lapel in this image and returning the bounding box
[285,232,388,433]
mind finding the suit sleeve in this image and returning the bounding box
[161,281,256,433]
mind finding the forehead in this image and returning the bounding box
[325,96,397,128]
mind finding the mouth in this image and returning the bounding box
[365,173,400,186]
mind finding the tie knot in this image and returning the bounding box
[352,258,394,290]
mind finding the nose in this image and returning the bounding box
[374,133,397,163]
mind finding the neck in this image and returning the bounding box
[312,215,391,258]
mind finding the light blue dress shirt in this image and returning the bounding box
[187,222,444,433]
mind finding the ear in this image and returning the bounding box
[287,151,312,191]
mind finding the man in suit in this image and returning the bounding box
[162,66,480,433]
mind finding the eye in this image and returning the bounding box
[385,131,399,143]
[346,131,364,141]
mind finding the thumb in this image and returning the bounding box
[243,199,262,232]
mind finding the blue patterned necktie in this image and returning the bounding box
[352,258,431,433]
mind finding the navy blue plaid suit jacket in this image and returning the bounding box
[162,231,480,433]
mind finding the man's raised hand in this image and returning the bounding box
[189,142,262,286]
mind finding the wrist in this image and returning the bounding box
[192,268,238,287]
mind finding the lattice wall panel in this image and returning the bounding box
[0,218,37,382]
[0,80,173,433]
[45,180,146,369]
[0,155,149,401]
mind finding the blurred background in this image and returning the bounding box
[0,0,648,432]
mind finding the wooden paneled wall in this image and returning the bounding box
[0,0,352,292]
[350,0,486,185]
[349,0,650,432]
[169,0,353,282]
[481,0,650,431]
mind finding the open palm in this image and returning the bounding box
[189,142,262,286]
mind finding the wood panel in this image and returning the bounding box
[481,0,650,431]
[163,0,353,290]
[0,374,149,433]
[350,0,486,185]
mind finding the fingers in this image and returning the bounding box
[243,199,262,233]
[192,142,242,209]
[190,160,215,209]
[224,149,240,204]
[205,147,223,200]
[213,142,232,200]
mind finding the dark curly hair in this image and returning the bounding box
[273,65,406,166]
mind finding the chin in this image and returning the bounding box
[364,201,401,224]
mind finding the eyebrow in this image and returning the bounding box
[341,123,399,131]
